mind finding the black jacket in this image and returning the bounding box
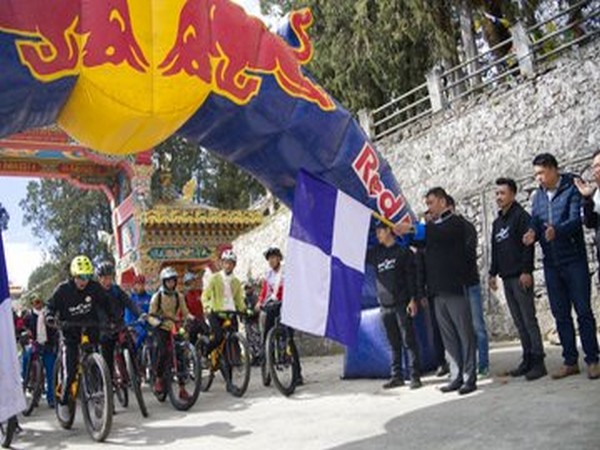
[105,284,142,328]
[423,211,470,296]
[461,216,480,286]
[46,279,115,326]
[490,202,535,279]
[582,193,600,280]
[366,243,416,307]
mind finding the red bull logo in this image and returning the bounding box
[0,0,335,154]
[353,143,408,220]
[159,1,335,111]
[0,0,148,81]
[0,0,333,110]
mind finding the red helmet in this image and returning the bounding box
[133,274,146,284]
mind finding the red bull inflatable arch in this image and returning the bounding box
[0,0,437,376]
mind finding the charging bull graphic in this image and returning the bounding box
[0,0,412,223]
[160,1,334,110]
[0,0,149,81]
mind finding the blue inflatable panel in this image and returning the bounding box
[361,266,379,310]
[342,307,391,379]
[342,305,438,379]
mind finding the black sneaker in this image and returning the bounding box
[409,378,422,390]
[525,362,547,381]
[509,360,530,377]
[439,380,462,393]
[382,378,404,389]
[458,384,477,395]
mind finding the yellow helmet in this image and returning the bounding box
[70,255,94,278]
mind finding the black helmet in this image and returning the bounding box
[264,247,283,260]
[96,261,115,277]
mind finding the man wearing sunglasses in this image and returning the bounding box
[45,255,116,413]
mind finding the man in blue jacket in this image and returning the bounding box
[523,153,599,380]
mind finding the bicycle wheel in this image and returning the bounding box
[167,342,201,411]
[113,352,129,408]
[22,356,43,416]
[53,353,76,429]
[0,416,17,449]
[266,326,297,397]
[124,348,148,418]
[223,333,251,397]
[261,356,271,387]
[195,337,214,392]
[141,344,152,386]
[80,353,113,442]
[149,344,167,402]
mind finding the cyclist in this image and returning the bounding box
[45,255,116,415]
[125,274,152,350]
[149,266,194,399]
[257,247,303,385]
[201,250,247,357]
[183,271,208,344]
[95,261,144,385]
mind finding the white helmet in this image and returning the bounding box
[183,272,196,284]
[160,266,178,281]
[221,249,237,263]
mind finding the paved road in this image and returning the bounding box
[9,344,600,449]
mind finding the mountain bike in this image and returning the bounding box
[148,316,202,411]
[198,312,251,398]
[262,301,300,397]
[53,321,113,442]
[21,333,44,416]
[112,321,148,417]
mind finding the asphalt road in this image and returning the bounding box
[8,343,600,450]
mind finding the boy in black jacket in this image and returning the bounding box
[489,178,546,380]
[366,221,421,390]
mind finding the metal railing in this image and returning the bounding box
[369,0,600,141]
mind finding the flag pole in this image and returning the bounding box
[372,212,395,228]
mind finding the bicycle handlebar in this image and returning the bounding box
[55,320,116,331]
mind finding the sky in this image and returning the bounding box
[0,177,45,287]
[0,0,263,288]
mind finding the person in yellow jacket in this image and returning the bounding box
[149,266,194,399]
[202,250,247,355]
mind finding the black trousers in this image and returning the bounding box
[205,313,237,355]
[100,335,117,383]
[503,276,545,360]
[60,328,99,404]
[380,305,420,380]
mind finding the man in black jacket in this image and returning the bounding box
[489,178,546,380]
[366,221,421,390]
[397,187,477,395]
[46,255,116,411]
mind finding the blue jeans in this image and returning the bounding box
[466,284,489,371]
[21,346,56,406]
[544,258,599,365]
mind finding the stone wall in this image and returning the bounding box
[232,39,600,346]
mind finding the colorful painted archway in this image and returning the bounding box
[0,126,262,287]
